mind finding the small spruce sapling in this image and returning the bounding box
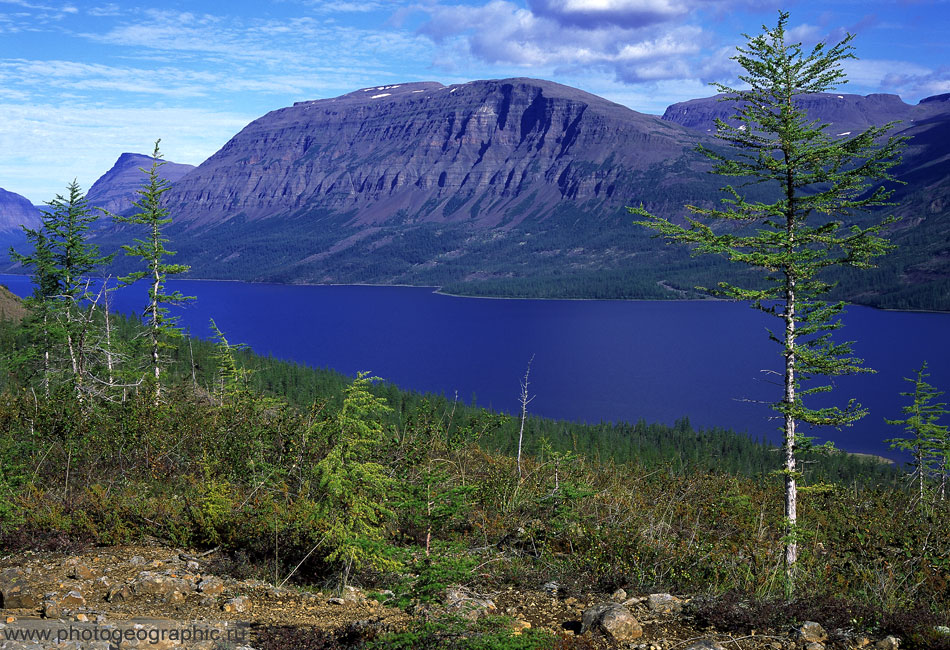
[886,362,949,507]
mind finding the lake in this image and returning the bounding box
[2,273,947,462]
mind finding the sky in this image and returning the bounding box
[1,0,948,204]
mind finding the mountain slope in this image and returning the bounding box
[87,152,195,215]
[0,187,40,233]
[662,92,950,309]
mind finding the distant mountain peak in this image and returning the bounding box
[86,152,195,215]
[0,187,40,233]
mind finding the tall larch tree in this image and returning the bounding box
[114,140,193,403]
[629,12,905,594]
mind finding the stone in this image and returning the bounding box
[163,590,186,604]
[197,577,225,596]
[798,621,828,644]
[648,593,682,615]
[222,596,250,613]
[805,643,825,650]
[133,572,195,598]
[60,590,86,607]
[444,586,497,621]
[611,588,628,602]
[68,564,96,580]
[510,620,531,635]
[106,584,133,602]
[684,641,725,650]
[581,602,643,642]
[0,568,38,610]
[327,597,346,605]
[875,636,900,650]
[542,581,560,597]
[342,585,363,603]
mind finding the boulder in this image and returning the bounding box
[684,641,725,650]
[648,592,683,615]
[581,602,643,642]
[875,636,900,650]
[797,621,828,644]
[444,585,496,621]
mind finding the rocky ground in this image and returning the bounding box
[0,544,906,649]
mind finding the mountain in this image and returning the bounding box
[121,78,725,298]
[86,152,195,215]
[90,80,949,309]
[0,187,40,233]
[663,92,950,309]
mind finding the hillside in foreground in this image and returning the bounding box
[0,294,947,649]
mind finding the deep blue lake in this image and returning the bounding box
[3,273,947,462]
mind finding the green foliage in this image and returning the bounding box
[886,362,950,504]
[112,140,194,397]
[9,181,113,395]
[365,616,556,650]
[312,372,400,582]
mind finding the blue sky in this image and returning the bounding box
[2,0,948,203]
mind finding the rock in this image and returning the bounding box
[542,581,560,597]
[0,568,38,610]
[222,596,250,613]
[163,590,186,604]
[186,560,201,571]
[797,621,828,644]
[60,590,86,607]
[510,620,532,636]
[444,586,496,621]
[133,571,195,598]
[875,636,900,650]
[684,641,725,650]
[197,577,225,596]
[67,564,96,581]
[327,597,346,605]
[853,635,872,647]
[129,555,147,566]
[581,602,643,642]
[342,585,363,603]
[106,584,133,602]
[610,588,628,602]
[805,643,825,650]
[648,593,683,615]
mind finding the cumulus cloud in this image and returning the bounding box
[415,0,719,84]
[527,0,689,29]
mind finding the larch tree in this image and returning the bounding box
[886,362,949,507]
[113,140,193,403]
[11,181,112,397]
[629,12,905,593]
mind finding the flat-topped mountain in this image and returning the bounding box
[166,78,704,230]
[661,91,950,135]
[87,152,195,215]
[88,80,949,309]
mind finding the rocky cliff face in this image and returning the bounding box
[166,78,704,231]
[86,153,195,215]
[0,188,40,233]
